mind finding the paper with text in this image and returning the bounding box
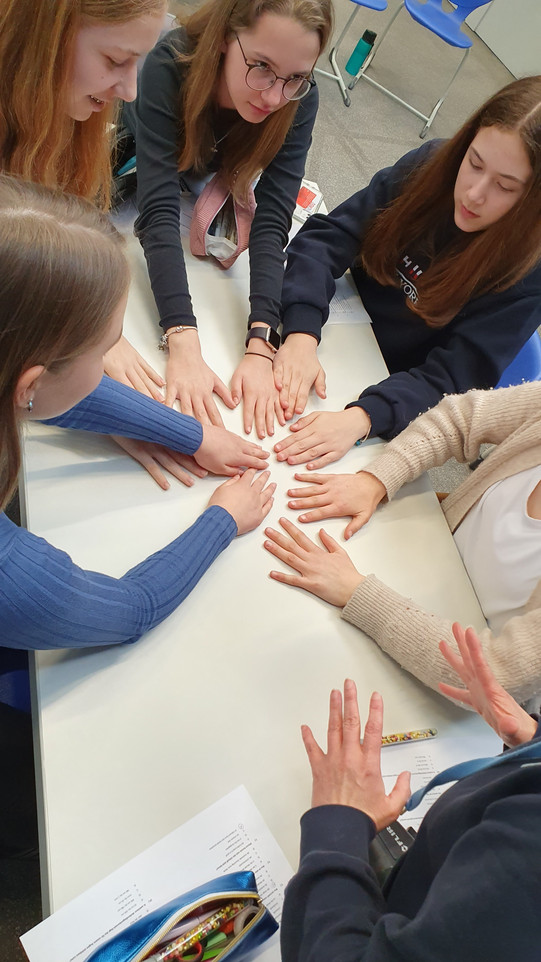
[21,786,292,962]
[327,274,371,324]
[381,731,501,831]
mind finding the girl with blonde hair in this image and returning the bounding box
[273,76,541,467]
[123,0,333,435]
[0,175,273,651]
[0,0,171,400]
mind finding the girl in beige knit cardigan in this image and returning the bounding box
[264,381,541,706]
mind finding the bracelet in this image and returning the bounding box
[158,326,197,351]
[245,351,273,361]
[354,421,372,446]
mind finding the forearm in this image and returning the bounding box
[281,143,436,342]
[43,376,203,455]
[249,90,318,330]
[131,28,196,331]
[139,227,197,331]
[342,575,541,705]
[360,382,541,500]
[281,806,384,962]
[0,506,236,650]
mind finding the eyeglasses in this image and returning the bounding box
[235,34,315,102]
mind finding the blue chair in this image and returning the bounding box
[496,332,541,389]
[345,0,492,135]
[314,0,387,107]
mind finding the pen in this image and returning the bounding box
[381,728,437,747]
[144,901,247,962]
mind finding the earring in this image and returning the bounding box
[27,398,33,413]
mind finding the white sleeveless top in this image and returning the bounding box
[453,465,541,633]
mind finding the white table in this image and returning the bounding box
[23,234,490,916]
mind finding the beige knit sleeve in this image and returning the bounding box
[341,575,541,707]
[363,382,541,501]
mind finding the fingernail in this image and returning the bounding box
[299,515,306,522]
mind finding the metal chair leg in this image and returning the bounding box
[314,4,362,107]
[420,48,470,137]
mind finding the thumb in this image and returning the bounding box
[230,372,242,406]
[220,474,241,490]
[318,528,342,553]
[214,377,236,409]
[345,514,367,540]
[315,368,327,399]
[164,382,178,408]
[387,770,412,818]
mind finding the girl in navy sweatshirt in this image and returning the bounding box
[282,623,541,962]
[274,75,541,467]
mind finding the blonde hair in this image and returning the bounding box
[177,0,334,201]
[0,175,129,509]
[361,76,541,327]
[0,0,166,207]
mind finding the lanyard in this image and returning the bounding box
[406,738,541,811]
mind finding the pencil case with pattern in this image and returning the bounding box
[86,870,278,962]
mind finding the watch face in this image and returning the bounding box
[246,327,280,351]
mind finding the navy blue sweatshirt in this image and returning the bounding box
[281,723,541,962]
[281,142,541,438]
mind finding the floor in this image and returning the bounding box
[2,9,514,961]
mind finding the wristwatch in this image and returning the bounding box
[245,326,280,353]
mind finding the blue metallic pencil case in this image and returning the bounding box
[86,871,278,962]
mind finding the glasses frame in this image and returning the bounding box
[234,34,315,102]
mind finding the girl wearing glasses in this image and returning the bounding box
[122,0,333,438]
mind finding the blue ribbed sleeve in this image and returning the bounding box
[0,506,236,650]
[44,376,203,455]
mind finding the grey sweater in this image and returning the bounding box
[342,382,541,704]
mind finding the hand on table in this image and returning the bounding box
[230,352,285,439]
[304,680,411,832]
[112,436,208,490]
[272,334,326,420]
[208,469,276,535]
[165,331,234,426]
[104,335,165,401]
[274,408,371,470]
[287,470,387,539]
[264,517,364,607]
[195,424,269,476]
[439,624,538,748]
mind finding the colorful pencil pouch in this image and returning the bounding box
[86,871,278,962]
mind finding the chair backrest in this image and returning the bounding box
[496,332,541,389]
[453,1,492,12]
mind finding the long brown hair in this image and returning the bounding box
[361,76,541,327]
[0,176,129,510]
[0,0,165,207]
[177,0,334,202]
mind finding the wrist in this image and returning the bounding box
[341,573,365,608]
[167,328,201,358]
[245,324,280,355]
[159,325,198,352]
[344,406,371,443]
[284,332,318,350]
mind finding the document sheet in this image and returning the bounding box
[21,786,293,962]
